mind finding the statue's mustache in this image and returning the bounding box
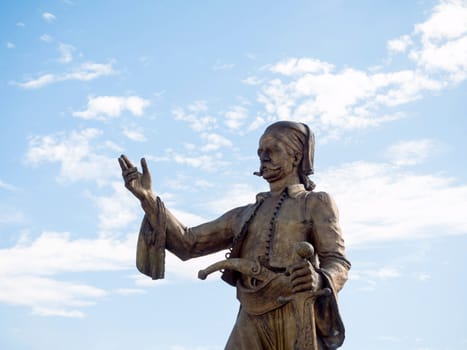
[253,165,280,177]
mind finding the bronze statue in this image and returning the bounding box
[118,121,350,350]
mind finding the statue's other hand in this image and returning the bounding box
[118,154,153,201]
[288,260,323,294]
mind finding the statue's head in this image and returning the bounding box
[256,121,315,190]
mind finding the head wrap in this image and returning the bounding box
[261,121,316,190]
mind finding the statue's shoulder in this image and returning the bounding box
[304,190,338,213]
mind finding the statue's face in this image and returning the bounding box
[257,133,298,183]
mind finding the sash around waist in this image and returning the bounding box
[236,273,293,315]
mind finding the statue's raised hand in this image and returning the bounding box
[118,154,153,201]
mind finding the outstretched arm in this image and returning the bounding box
[118,154,160,230]
[118,154,236,261]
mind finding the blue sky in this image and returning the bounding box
[1,1,466,349]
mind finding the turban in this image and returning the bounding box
[263,121,315,175]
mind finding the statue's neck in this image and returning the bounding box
[268,173,301,196]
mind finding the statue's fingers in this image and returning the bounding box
[121,154,136,169]
[125,172,139,183]
[291,275,313,289]
[118,156,128,171]
[290,267,310,281]
[288,261,309,275]
[292,281,313,293]
[141,157,150,177]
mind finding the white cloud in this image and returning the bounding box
[418,273,431,281]
[122,126,146,142]
[0,232,135,277]
[387,35,413,53]
[40,34,53,42]
[173,101,217,132]
[90,182,140,237]
[415,0,467,42]
[200,133,232,152]
[409,0,467,80]
[247,116,267,131]
[316,160,467,247]
[349,266,402,292]
[172,153,225,171]
[12,61,114,89]
[224,105,249,131]
[6,42,15,49]
[0,207,24,224]
[0,231,136,317]
[0,275,106,318]
[242,76,263,85]
[269,57,334,76]
[248,1,467,139]
[387,139,437,166]
[42,12,56,22]
[212,62,235,71]
[188,100,208,112]
[163,174,214,192]
[350,266,401,281]
[16,22,25,27]
[58,42,75,63]
[150,145,230,172]
[204,183,257,215]
[257,62,446,138]
[73,95,150,120]
[25,128,118,184]
[0,179,17,191]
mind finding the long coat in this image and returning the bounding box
[136,184,350,349]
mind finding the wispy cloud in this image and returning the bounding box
[73,95,150,120]
[16,22,25,27]
[40,34,53,42]
[25,128,118,184]
[212,61,235,71]
[269,57,334,76]
[200,133,232,152]
[204,183,257,215]
[317,160,467,247]
[0,275,106,318]
[246,1,467,139]
[42,12,56,22]
[172,101,217,132]
[6,42,15,49]
[0,179,17,191]
[172,153,225,171]
[122,125,146,142]
[0,208,24,224]
[387,35,413,53]
[224,105,249,131]
[12,62,115,89]
[387,139,437,166]
[57,42,75,63]
[0,232,134,317]
[257,66,441,138]
[89,182,140,237]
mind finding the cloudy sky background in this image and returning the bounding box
[1,1,466,349]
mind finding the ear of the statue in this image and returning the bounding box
[293,152,302,166]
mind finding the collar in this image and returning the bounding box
[256,184,306,201]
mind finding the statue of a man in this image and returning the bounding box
[119,121,350,350]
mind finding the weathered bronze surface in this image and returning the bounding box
[118,121,350,350]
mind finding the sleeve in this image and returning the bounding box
[307,191,351,349]
[309,191,351,292]
[136,197,244,279]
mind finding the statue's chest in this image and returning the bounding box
[240,196,312,267]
